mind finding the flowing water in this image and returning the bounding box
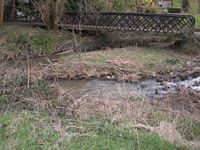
[52,77,200,101]
[52,79,168,100]
[164,76,200,92]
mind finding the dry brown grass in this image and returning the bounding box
[162,88,200,120]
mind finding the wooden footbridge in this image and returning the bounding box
[10,11,196,34]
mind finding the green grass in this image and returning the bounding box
[0,24,72,54]
[172,0,182,8]
[0,111,188,150]
[68,120,187,150]
[0,111,61,150]
[194,14,200,28]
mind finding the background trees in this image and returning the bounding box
[1,0,200,28]
[0,0,4,25]
[31,0,65,29]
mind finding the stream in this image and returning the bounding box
[52,76,200,101]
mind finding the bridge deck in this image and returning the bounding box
[61,24,186,34]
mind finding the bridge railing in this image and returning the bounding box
[64,12,195,34]
[6,10,195,34]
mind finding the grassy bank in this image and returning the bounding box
[0,24,73,60]
[43,47,189,81]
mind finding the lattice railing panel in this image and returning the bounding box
[64,12,195,34]
[8,11,195,34]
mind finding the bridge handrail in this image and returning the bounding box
[66,11,194,17]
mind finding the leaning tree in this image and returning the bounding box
[0,0,4,25]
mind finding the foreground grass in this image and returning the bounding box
[0,111,188,150]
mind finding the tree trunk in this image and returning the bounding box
[199,0,200,13]
[48,0,57,29]
[0,0,4,25]
[182,0,189,12]
[135,0,142,12]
